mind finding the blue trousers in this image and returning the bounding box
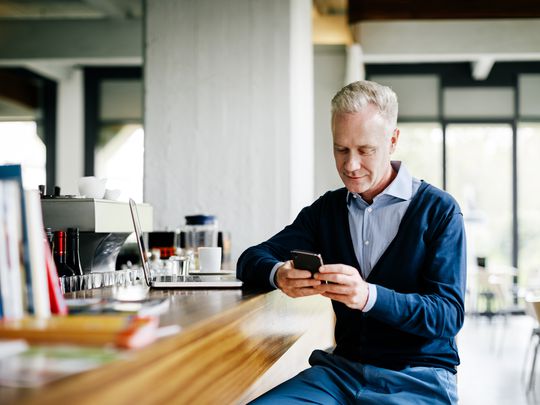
[250,350,457,404]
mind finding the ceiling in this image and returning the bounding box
[0,0,346,20]
[2,0,540,21]
[314,0,347,16]
[348,0,540,22]
[0,0,142,19]
[0,0,538,74]
[0,0,352,44]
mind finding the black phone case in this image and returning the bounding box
[291,250,323,274]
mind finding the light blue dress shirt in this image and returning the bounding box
[348,161,421,311]
[270,161,420,312]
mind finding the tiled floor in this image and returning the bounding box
[458,314,540,404]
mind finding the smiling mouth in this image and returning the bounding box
[345,174,365,180]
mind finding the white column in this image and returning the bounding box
[144,0,314,260]
[56,67,84,195]
[345,43,365,85]
[313,45,347,197]
[289,0,314,221]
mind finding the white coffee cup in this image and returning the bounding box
[78,176,106,199]
[104,188,121,201]
[198,247,222,273]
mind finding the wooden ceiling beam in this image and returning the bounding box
[349,0,540,22]
[0,70,39,109]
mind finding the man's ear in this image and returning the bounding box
[390,128,400,153]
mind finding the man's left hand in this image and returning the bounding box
[312,264,369,310]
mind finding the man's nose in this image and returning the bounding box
[344,154,361,172]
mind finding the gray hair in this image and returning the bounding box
[331,80,398,130]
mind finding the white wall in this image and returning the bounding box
[144,0,313,260]
[313,45,345,197]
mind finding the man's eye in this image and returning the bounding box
[335,148,348,153]
[360,148,376,155]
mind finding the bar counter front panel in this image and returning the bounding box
[2,285,334,405]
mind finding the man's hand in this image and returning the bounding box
[312,264,369,310]
[275,260,322,298]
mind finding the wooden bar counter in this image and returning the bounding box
[1,285,334,405]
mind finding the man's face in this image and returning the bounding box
[332,105,399,201]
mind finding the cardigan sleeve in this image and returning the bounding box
[367,211,466,339]
[236,198,322,289]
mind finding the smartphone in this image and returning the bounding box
[291,250,324,276]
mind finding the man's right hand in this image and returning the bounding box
[275,260,322,298]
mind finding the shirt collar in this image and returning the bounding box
[346,161,414,204]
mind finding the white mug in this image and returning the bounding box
[78,176,106,199]
[198,247,222,273]
[104,188,121,200]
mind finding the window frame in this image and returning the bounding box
[83,66,143,176]
[366,61,540,290]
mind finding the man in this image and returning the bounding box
[236,80,466,404]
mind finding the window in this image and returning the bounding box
[85,68,143,202]
[393,122,443,188]
[518,123,540,287]
[95,123,144,202]
[0,121,46,189]
[0,68,56,190]
[446,124,513,266]
[366,63,540,296]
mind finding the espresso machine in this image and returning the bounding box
[41,198,153,273]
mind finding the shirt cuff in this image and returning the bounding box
[362,283,377,312]
[269,262,284,289]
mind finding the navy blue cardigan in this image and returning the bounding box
[237,182,466,373]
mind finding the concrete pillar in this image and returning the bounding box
[56,68,84,195]
[314,45,346,197]
[144,0,313,260]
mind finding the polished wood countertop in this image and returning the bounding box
[1,285,334,405]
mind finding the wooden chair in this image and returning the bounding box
[524,299,540,392]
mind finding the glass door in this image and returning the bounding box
[446,124,513,268]
[517,123,540,288]
[446,123,514,313]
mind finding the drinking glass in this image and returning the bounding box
[108,271,116,286]
[168,255,191,277]
[59,276,67,294]
[115,271,125,287]
[70,275,81,292]
[91,273,103,289]
[82,274,93,290]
